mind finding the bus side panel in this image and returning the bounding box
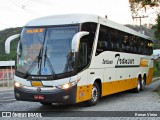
[102,78,137,96]
[76,84,92,103]
[146,67,153,85]
[76,70,92,103]
[76,69,104,103]
[102,67,138,96]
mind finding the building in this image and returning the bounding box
[0,61,15,87]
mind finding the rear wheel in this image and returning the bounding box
[87,82,100,106]
[140,75,146,91]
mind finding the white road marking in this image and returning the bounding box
[0,96,14,99]
[0,91,13,94]
[0,99,16,102]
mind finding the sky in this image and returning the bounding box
[0,0,157,30]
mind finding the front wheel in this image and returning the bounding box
[87,82,100,106]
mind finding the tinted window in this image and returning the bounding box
[78,22,97,71]
[96,24,153,56]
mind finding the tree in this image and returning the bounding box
[0,27,22,61]
[154,15,160,40]
[129,0,160,15]
[129,0,160,40]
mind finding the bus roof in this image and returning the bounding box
[25,14,152,41]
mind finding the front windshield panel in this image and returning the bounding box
[42,26,78,75]
[16,25,79,76]
[17,28,46,75]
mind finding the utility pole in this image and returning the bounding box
[132,15,148,34]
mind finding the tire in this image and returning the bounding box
[134,77,141,93]
[87,82,100,106]
[40,102,52,105]
[140,75,146,91]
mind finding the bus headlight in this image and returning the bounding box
[14,81,22,88]
[57,80,79,89]
[62,83,70,89]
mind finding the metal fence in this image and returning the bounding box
[0,68,14,87]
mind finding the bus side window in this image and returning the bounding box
[96,25,110,55]
[105,32,112,51]
[130,35,135,53]
[140,39,144,54]
[118,32,123,52]
[142,39,147,55]
[132,36,137,54]
[110,29,118,51]
[136,37,141,54]
[127,35,132,53]
[97,41,108,51]
[122,34,130,53]
[147,41,153,55]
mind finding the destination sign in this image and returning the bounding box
[26,28,44,33]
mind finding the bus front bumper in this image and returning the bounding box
[14,85,77,104]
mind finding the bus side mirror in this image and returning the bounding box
[5,34,20,54]
[71,31,89,52]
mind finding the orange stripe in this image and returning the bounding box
[102,78,137,96]
[146,68,153,85]
[140,59,148,67]
[76,78,138,103]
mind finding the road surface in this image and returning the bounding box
[0,80,160,119]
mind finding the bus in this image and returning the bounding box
[8,14,153,106]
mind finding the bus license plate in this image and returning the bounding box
[34,95,44,100]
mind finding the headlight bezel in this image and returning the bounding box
[14,81,23,88]
[57,80,79,89]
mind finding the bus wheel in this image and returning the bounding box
[134,77,141,93]
[40,102,52,105]
[87,82,100,106]
[140,75,146,91]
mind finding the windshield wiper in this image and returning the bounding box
[43,47,56,77]
[26,47,43,76]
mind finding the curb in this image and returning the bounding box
[153,77,160,80]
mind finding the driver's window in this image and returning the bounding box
[78,42,87,67]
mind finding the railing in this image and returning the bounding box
[0,69,14,87]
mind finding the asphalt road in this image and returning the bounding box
[0,80,160,119]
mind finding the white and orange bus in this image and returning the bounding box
[7,14,153,106]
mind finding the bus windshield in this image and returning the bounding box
[17,26,79,76]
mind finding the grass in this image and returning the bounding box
[153,59,160,94]
[153,59,160,77]
[158,86,160,95]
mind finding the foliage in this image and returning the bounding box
[154,59,160,77]
[129,0,160,15]
[129,0,159,7]
[129,0,160,41]
[154,43,160,49]
[125,24,154,37]
[154,15,160,40]
[0,27,22,61]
